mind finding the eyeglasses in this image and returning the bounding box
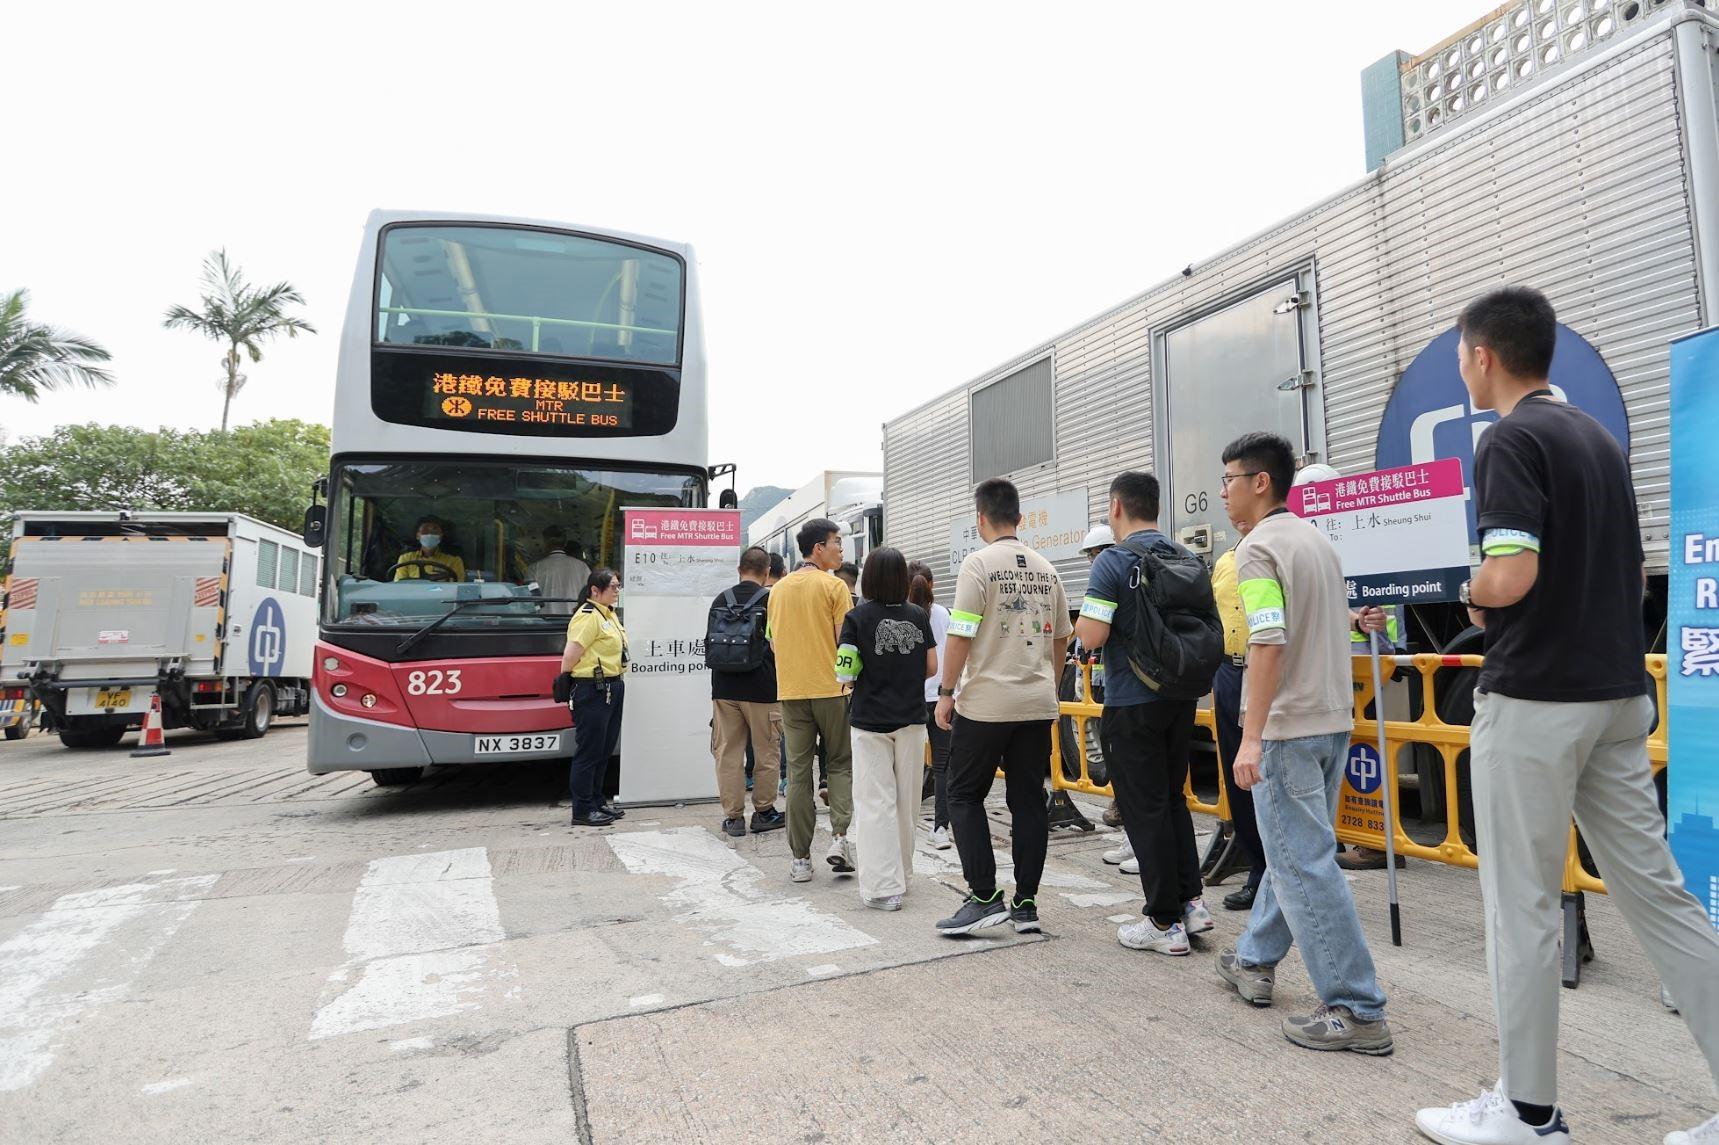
[1219,471,1263,487]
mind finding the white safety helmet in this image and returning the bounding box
[1292,462,1341,487]
[1080,524,1115,554]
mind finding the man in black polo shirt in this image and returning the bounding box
[1415,288,1719,1145]
[709,546,787,839]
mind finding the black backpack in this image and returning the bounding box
[704,587,771,673]
[1115,537,1224,701]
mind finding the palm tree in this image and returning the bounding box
[163,249,316,431]
[0,289,115,402]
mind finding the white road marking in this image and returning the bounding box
[389,1036,434,1053]
[806,964,839,977]
[1107,914,1136,924]
[0,886,18,894]
[914,846,1110,890]
[606,828,876,963]
[713,953,750,967]
[0,874,218,1092]
[628,994,665,1008]
[140,1078,192,1095]
[309,848,513,1040]
[1060,892,1141,908]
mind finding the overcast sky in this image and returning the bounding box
[4,0,1485,492]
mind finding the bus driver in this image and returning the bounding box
[393,515,466,582]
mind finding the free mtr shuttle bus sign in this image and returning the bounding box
[427,370,634,429]
[624,509,742,598]
[1289,458,1470,606]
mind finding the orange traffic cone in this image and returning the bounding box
[131,693,171,758]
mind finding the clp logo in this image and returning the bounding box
[1346,743,1383,796]
[248,598,286,677]
[1375,325,1629,543]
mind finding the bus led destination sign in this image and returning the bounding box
[426,371,634,429]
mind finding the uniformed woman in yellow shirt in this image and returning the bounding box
[557,569,629,827]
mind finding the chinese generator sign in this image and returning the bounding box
[429,370,634,429]
[616,508,741,805]
[950,487,1088,570]
[1669,327,1719,930]
[1289,458,1471,606]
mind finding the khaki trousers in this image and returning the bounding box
[711,700,781,820]
[852,724,927,900]
[1472,690,1719,1104]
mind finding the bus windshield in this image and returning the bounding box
[375,225,683,365]
[323,459,701,629]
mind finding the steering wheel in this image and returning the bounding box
[384,558,459,582]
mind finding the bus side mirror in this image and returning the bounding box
[719,488,738,509]
[303,504,326,549]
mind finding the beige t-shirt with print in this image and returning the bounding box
[949,537,1072,722]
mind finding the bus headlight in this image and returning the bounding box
[331,684,348,698]
[323,656,341,672]
[361,693,377,708]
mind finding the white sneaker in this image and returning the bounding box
[790,857,813,883]
[1102,838,1134,865]
[1183,898,1215,936]
[1414,1084,1570,1144]
[930,826,953,850]
[827,834,855,873]
[1120,857,1140,875]
[1666,1112,1719,1144]
[1117,918,1189,955]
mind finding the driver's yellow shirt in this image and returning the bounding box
[393,549,466,582]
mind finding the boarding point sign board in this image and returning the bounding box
[1289,459,1470,852]
[617,508,741,804]
[1288,458,1471,606]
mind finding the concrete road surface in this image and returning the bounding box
[0,722,1712,1143]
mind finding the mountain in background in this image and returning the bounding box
[739,485,792,534]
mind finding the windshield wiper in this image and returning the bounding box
[394,597,583,657]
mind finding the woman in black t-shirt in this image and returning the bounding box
[836,547,938,911]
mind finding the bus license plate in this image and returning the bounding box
[94,688,132,711]
[473,733,560,756]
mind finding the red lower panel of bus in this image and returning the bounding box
[314,641,570,734]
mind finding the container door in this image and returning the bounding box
[1160,277,1313,557]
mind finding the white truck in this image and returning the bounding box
[0,512,316,749]
[748,471,883,569]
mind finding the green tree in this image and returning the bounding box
[162,250,316,431]
[0,419,330,565]
[0,289,115,402]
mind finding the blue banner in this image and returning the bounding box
[1669,326,1719,930]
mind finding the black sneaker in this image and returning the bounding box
[1010,896,1040,934]
[936,891,1009,937]
[721,817,746,838]
[571,809,616,828]
[599,803,626,820]
[749,807,786,833]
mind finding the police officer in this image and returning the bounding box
[394,516,466,582]
[557,568,628,827]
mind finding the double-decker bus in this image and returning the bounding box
[305,211,710,785]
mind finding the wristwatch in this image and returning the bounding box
[1459,580,1482,609]
[937,686,955,698]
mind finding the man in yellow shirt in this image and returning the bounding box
[1211,533,1265,910]
[766,517,854,883]
[393,516,466,582]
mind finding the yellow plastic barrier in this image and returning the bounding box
[1048,653,1670,900]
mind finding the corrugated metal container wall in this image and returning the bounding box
[883,24,1698,600]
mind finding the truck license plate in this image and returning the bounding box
[94,688,132,710]
[473,733,560,755]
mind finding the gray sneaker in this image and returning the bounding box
[863,895,903,911]
[1216,948,1275,1006]
[1281,1004,1393,1055]
[936,892,1009,936]
[789,857,813,883]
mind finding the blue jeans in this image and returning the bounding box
[1236,730,1387,1021]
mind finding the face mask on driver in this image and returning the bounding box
[418,533,441,550]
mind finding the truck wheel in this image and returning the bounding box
[4,722,28,741]
[368,767,424,786]
[240,683,275,740]
[59,725,127,750]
